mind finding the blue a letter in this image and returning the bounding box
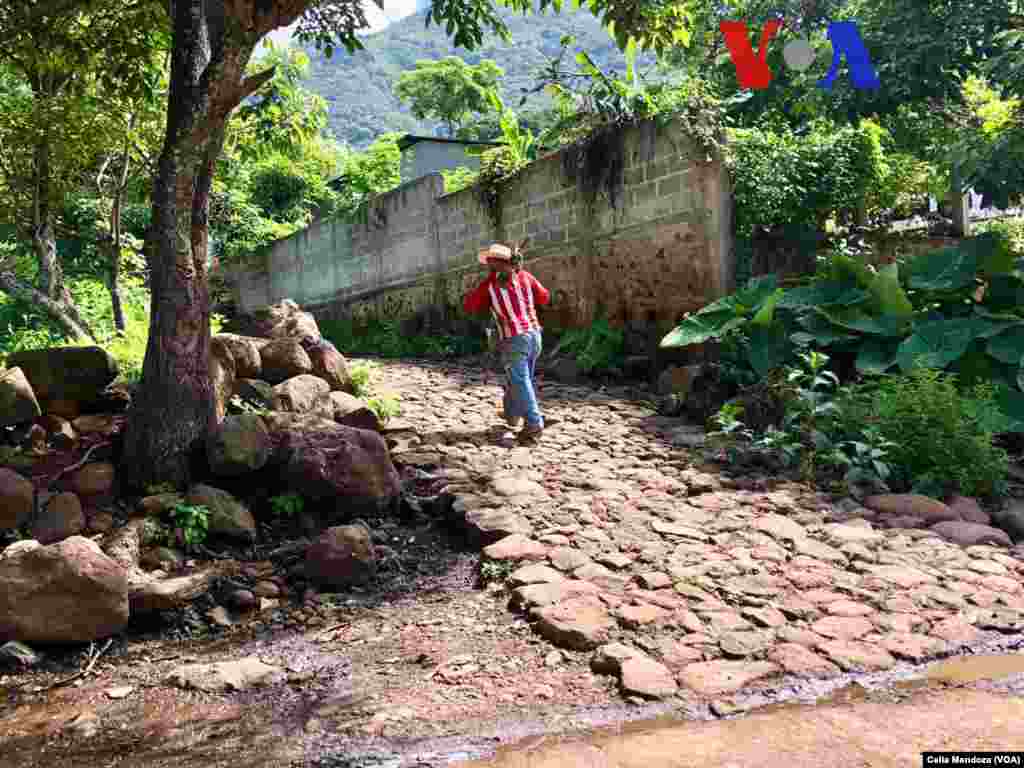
[817,21,880,91]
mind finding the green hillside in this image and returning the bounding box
[304,7,650,148]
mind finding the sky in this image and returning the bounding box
[264,0,421,48]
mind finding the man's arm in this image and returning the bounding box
[463,277,492,314]
[524,271,551,306]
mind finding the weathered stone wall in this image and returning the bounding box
[228,115,735,335]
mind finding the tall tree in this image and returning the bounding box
[394,57,504,136]
[87,0,693,490]
[0,1,167,341]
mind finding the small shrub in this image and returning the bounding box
[848,368,1010,498]
[366,393,401,424]
[348,361,376,398]
[479,559,516,585]
[141,518,172,547]
[556,316,625,374]
[169,503,211,550]
[269,493,304,517]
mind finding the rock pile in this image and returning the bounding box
[0,299,402,645]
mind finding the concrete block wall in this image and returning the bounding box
[228,115,736,335]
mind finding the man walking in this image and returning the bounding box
[463,241,550,442]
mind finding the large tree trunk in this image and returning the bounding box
[120,0,285,491]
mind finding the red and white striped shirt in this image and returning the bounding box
[463,269,551,340]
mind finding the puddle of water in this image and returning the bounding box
[466,653,1024,768]
[924,653,1024,685]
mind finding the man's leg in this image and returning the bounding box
[517,331,544,438]
[500,335,530,426]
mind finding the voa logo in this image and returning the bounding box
[720,19,880,92]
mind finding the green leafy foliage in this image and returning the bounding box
[394,57,503,137]
[661,232,1024,430]
[347,361,377,398]
[269,493,305,518]
[726,119,890,240]
[322,317,481,359]
[365,394,402,424]
[556,316,625,374]
[842,369,1010,498]
[441,166,480,194]
[169,503,210,550]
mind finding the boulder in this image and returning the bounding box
[946,496,991,526]
[0,468,34,530]
[247,299,320,343]
[864,494,960,525]
[0,367,41,427]
[993,501,1024,543]
[329,391,381,432]
[303,339,352,393]
[232,378,275,410]
[206,413,271,476]
[260,339,312,385]
[271,374,332,415]
[68,461,116,497]
[6,346,118,404]
[304,524,377,588]
[210,336,236,424]
[31,492,84,545]
[212,334,263,379]
[0,536,129,644]
[929,521,1012,548]
[268,415,400,514]
[186,484,257,543]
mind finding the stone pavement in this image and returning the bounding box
[376,360,1024,701]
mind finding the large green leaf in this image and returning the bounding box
[906,245,978,292]
[660,275,778,348]
[821,307,908,337]
[996,387,1024,433]
[985,326,1024,365]
[776,280,868,310]
[983,275,1024,313]
[895,317,982,371]
[660,312,746,348]
[824,254,874,288]
[855,338,900,373]
[792,311,856,346]
[867,263,913,317]
[968,232,1016,276]
[750,290,782,326]
[747,324,792,378]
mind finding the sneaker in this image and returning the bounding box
[518,423,544,443]
[500,411,523,428]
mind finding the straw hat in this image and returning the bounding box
[478,243,512,265]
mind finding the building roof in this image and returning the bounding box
[396,134,504,151]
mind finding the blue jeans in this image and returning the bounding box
[500,330,543,428]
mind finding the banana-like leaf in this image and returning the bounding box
[906,244,978,292]
[987,325,1024,365]
[867,263,913,317]
[855,338,900,373]
[747,324,792,378]
[820,307,908,337]
[895,317,984,371]
[775,280,868,309]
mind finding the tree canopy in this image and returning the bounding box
[394,57,504,137]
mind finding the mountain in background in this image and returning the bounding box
[303,6,649,148]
